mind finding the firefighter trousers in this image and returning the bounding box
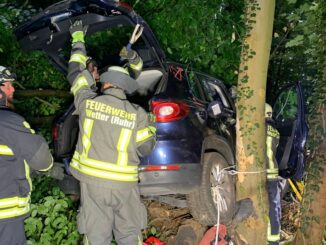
[77,182,147,245]
[267,180,281,245]
[0,218,27,245]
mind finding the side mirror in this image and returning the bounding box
[207,100,224,118]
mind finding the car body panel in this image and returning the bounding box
[14,0,307,198]
[273,82,308,180]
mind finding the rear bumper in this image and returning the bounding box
[138,163,202,195]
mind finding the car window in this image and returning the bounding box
[194,73,230,108]
[273,86,298,122]
[186,71,206,101]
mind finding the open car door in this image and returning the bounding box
[272,82,308,180]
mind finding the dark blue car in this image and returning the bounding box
[14,0,307,226]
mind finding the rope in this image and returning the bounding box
[212,165,266,245]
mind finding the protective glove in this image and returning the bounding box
[119,46,139,63]
[119,46,143,79]
[46,162,65,180]
[69,20,87,44]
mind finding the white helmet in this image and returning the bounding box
[265,103,273,118]
[0,66,16,84]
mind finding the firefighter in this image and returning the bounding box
[265,103,281,245]
[67,20,156,245]
[0,66,53,244]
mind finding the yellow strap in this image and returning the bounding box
[288,178,302,202]
[0,145,14,155]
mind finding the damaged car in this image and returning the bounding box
[14,0,307,226]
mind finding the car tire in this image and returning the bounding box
[186,152,236,226]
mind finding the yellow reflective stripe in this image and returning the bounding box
[267,125,280,138]
[267,221,280,242]
[136,127,154,142]
[266,136,275,170]
[0,195,30,209]
[0,205,30,219]
[82,119,94,156]
[149,126,156,134]
[129,59,143,71]
[24,160,32,190]
[23,121,35,134]
[116,128,132,167]
[0,145,14,155]
[70,160,138,182]
[73,152,137,173]
[38,156,54,172]
[69,53,87,65]
[71,76,88,95]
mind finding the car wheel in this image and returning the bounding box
[186,152,236,226]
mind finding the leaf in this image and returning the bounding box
[285,35,304,48]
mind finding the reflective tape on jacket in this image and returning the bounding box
[69,53,87,65]
[266,136,275,170]
[71,152,138,182]
[129,59,143,71]
[136,127,154,142]
[267,222,280,242]
[0,145,14,155]
[116,128,132,166]
[71,76,89,95]
[0,195,30,219]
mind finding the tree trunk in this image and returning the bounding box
[234,0,275,244]
[293,51,326,245]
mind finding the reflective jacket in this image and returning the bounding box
[266,120,280,181]
[0,107,53,221]
[67,42,156,189]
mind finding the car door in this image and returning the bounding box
[191,71,236,149]
[272,82,308,180]
[14,0,165,73]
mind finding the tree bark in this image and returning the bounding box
[15,89,71,98]
[293,35,326,244]
[234,0,275,244]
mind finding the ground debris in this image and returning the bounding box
[281,199,300,241]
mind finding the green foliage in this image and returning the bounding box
[0,2,68,121]
[25,176,81,245]
[127,0,245,85]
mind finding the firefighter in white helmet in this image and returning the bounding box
[265,103,281,244]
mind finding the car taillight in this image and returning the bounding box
[139,165,181,171]
[151,101,189,122]
[52,126,58,142]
